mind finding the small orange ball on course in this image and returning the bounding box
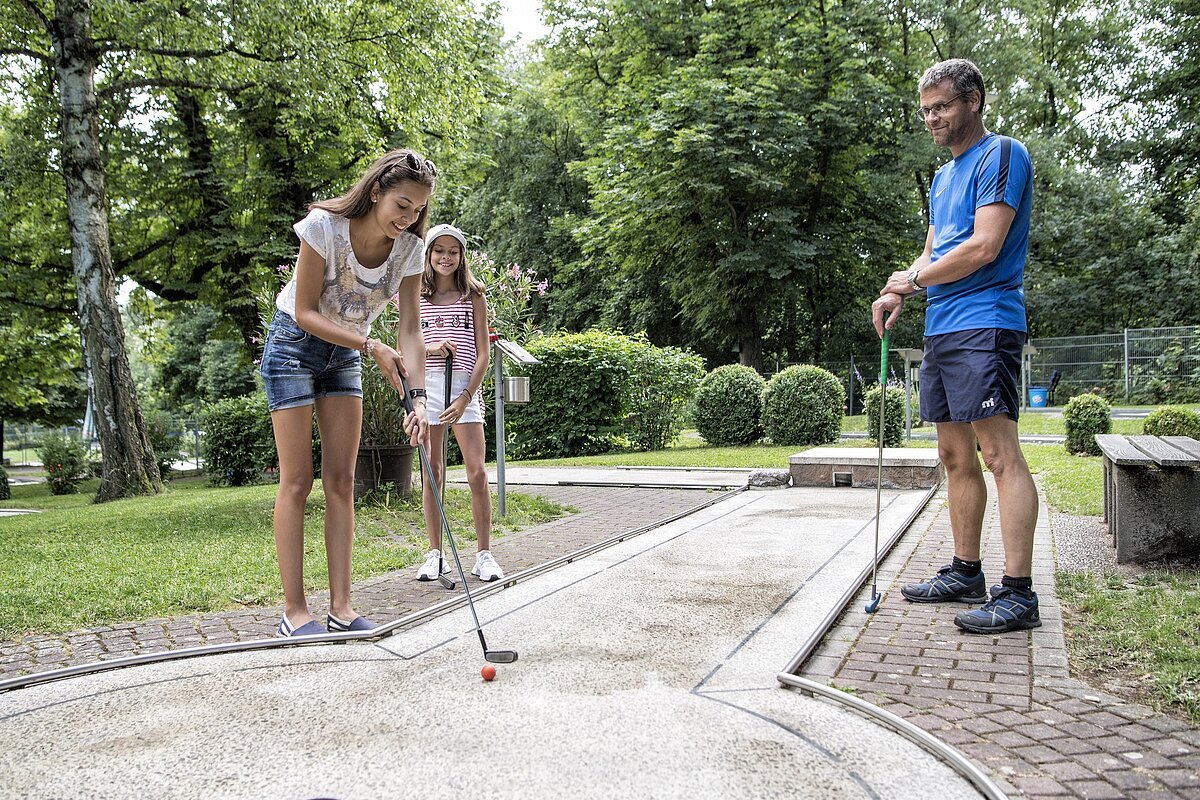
[481,664,496,682]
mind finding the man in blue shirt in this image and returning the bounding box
[871,59,1040,634]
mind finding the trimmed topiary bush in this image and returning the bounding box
[200,392,276,486]
[505,331,634,459]
[762,365,845,446]
[506,331,703,457]
[1142,406,1200,439]
[694,365,765,446]
[864,386,907,447]
[1063,393,1112,456]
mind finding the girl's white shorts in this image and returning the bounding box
[424,369,485,426]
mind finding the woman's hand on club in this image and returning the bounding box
[404,401,429,447]
[427,340,457,358]
[373,343,407,392]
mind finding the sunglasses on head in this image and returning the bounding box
[385,151,437,178]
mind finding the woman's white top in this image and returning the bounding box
[276,208,425,337]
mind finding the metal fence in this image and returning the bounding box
[3,420,204,469]
[1029,325,1200,404]
[793,324,1200,412]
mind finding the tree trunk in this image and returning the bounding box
[53,0,162,501]
[734,304,762,371]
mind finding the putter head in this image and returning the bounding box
[485,650,518,664]
[437,556,455,589]
[864,593,881,613]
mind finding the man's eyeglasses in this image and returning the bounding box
[916,92,969,121]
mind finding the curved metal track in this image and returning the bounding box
[775,480,1009,800]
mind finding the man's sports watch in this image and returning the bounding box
[408,387,427,400]
[906,268,924,292]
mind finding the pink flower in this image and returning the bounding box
[509,264,520,278]
[276,264,292,274]
[537,280,548,297]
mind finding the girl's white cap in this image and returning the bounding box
[425,223,468,252]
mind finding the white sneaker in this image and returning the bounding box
[472,550,504,582]
[416,549,450,581]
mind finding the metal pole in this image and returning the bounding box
[493,342,506,517]
[1123,328,1130,401]
[903,358,913,440]
[848,355,855,417]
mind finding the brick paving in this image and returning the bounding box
[802,474,1200,799]
[0,484,716,682]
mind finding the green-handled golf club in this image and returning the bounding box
[865,325,892,614]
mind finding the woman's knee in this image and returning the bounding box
[320,467,356,501]
[277,473,314,502]
[465,463,488,490]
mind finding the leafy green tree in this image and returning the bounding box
[0,311,86,463]
[1,0,504,499]
[543,0,920,368]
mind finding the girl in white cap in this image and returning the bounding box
[416,224,505,583]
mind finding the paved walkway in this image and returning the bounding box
[1,485,966,799]
[802,475,1200,799]
[0,484,712,681]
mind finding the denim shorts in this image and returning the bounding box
[260,311,362,412]
[919,328,1023,423]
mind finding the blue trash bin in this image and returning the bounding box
[1028,387,1048,408]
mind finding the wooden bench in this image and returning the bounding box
[1094,434,1200,564]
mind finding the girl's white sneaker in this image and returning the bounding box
[416,549,450,581]
[472,550,504,582]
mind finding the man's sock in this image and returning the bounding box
[952,556,982,577]
[1001,575,1034,595]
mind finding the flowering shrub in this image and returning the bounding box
[470,251,546,342]
[37,435,93,495]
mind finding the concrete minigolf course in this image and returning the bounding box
[0,482,1002,799]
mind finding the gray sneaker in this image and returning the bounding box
[900,564,987,603]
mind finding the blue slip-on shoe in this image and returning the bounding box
[954,586,1041,634]
[327,613,376,633]
[900,564,987,604]
[277,615,327,638]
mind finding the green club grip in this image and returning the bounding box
[879,326,892,385]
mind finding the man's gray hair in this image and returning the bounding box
[918,59,986,113]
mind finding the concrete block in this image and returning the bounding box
[1111,465,1200,564]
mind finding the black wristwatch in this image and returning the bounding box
[408,387,427,400]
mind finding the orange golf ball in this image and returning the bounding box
[481,664,496,681]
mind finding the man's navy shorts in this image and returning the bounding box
[919,328,1024,424]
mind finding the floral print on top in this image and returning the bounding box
[275,208,425,337]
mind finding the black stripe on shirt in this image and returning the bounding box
[993,137,1011,203]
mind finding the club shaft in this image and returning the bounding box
[414,437,486,637]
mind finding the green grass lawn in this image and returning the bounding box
[1059,570,1200,724]
[0,478,566,641]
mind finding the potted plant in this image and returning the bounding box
[355,296,415,500]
